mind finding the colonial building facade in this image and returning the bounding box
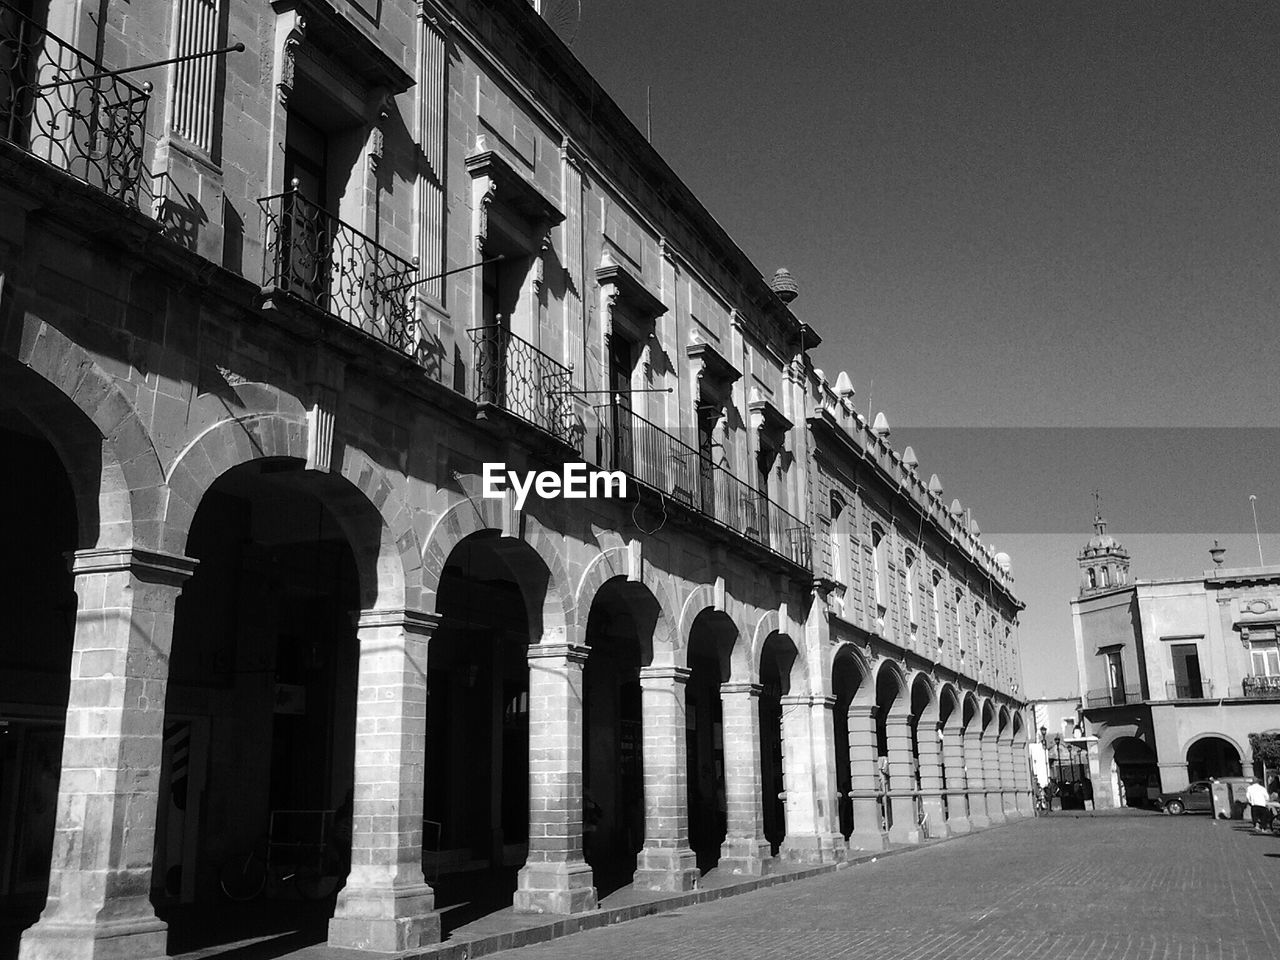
[0,1,1029,957]
[1072,518,1280,808]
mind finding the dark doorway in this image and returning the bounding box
[685,611,733,873]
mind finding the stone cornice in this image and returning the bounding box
[69,547,198,585]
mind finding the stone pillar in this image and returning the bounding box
[998,737,1019,819]
[917,721,948,838]
[778,695,843,863]
[634,666,698,891]
[884,714,920,844]
[329,610,440,951]
[983,731,1006,825]
[810,697,846,860]
[1014,741,1034,816]
[515,643,597,914]
[20,547,195,960]
[846,704,886,851]
[963,727,991,829]
[940,726,971,834]
[715,682,771,876]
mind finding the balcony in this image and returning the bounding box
[1243,675,1280,699]
[1085,685,1142,708]
[0,0,150,204]
[467,325,580,452]
[259,185,418,354]
[1165,680,1213,700]
[595,402,811,571]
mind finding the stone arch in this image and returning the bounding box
[421,492,573,642]
[3,327,167,548]
[937,682,963,732]
[871,658,910,716]
[1184,730,1246,759]
[748,608,808,694]
[576,546,681,664]
[996,705,1013,745]
[163,413,417,610]
[910,671,939,724]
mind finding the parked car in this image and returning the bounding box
[1157,778,1251,816]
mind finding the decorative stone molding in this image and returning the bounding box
[466,145,564,256]
[355,608,442,635]
[277,13,307,108]
[596,251,666,343]
[686,337,740,411]
[69,547,199,585]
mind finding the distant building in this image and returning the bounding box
[1071,516,1280,809]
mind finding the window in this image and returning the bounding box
[871,525,888,612]
[1087,568,1097,589]
[1106,651,1126,703]
[954,588,964,655]
[1170,643,1203,699]
[1100,566,1110,587]
[829,494,849,586]
[932,571,943,644]
[904,550,918,627]
[1252,640,1280,677]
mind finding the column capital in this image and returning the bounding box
[68,546,198,585]
[847,702,876,718]
[779,694,813,707]
[639,665,692,684]
[527,641,590,665]
[720,681,763,698]
[355,608,442,635]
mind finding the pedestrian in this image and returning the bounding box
[1246,777,1270,832]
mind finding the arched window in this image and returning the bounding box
[1087,567,1097,589]
[1100,566,1110,587]
[828,493,849,586]
[954,587,964,655]
[904,549,918,627]
[871,524,888,612]
[932,570,944,644]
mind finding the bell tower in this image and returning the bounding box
[1078,491,1131,596]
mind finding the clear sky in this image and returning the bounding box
[566,1,1280,697]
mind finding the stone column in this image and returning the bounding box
[916,722,948,838]
[515,643,597,914]
[884,714,921,844]
[998,737,1019,819]
[715,682,771,876]
[963,726,991,829]
[940,727,971,834]
[982,731,1006,825]
[810,697,846,860]
[329,610,440,951]
[20,547,195,960]
[846,704,886,851]
[1015,742,1034,816]
[634,666,698,891]
[778,695,843,863]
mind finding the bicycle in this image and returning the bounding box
[219,809,344,902]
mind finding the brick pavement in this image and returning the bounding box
[489,813,1280,960]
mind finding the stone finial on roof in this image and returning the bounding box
[928,473,944,496]
[872,411,890,437]
[902,446,918,471]
[950,498,964,518]
[769,267,799,303]
[834,370,854,397]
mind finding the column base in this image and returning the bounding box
[19,913,167,960]
[945,815,972,835]
[987,807,1008,825]
[780,832,845,864]
[887,822,922,844]
[1016,795,1034,817]
[846,829,887,853]
[969,811,992,830]
[713,836,773,877]
[515,860,598,915]
[633,845,699,892]
[328,881,440,952]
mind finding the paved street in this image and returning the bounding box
[493,813,1280,960]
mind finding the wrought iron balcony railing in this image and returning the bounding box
[259,184,418,353]
[595,401,812,570]
[1165,680,1212,700]
[1084,685,1142,708]
[0,0,150,203]
[1243,674,1280,698]
[466,325,579,452]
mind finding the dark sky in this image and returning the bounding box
[566,1,1280,696]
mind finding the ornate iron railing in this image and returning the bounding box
[467,325,579,452]
[1084,685,1142,708]
[595,402,812,570]
[258,184,418,352]
[1165,680,1212,700]
[1243,674,1280,698]
[0,1,150,203]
